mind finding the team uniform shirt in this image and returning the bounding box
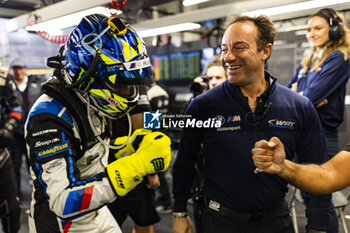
[287,50,350,134]
[25,80,121,232]
[173,71,331,230]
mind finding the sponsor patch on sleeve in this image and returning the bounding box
[35,140,70,160]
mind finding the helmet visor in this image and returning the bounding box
[105,81,137,99]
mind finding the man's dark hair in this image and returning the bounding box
[225,15,276,51]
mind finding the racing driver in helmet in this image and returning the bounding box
[25,14,171,233]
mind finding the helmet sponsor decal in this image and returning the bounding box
[106,96,121,107]
[123,57,151,71]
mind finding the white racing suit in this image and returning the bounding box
[25,78,121,233]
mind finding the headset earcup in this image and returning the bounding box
[329,21,344,41]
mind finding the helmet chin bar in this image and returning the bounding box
[82,92,132,150]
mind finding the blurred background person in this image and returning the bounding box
[287,8,350,233]
[287,8,350,158]
[0,67,22,233]
[203,55,226,90]
[9,61,41,200]
[189,55,226,98]
[146,83,173,214]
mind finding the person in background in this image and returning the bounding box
[147,83,173,214]
[190,55,227,98]
[252,137,350,195]
[172,14,331,233]
[287,8,350,233]
[203,55,226,89]
[9,61,41,199]
[287,8,350,158]
[25,14,171,233]
[107,85,162,233]
[0,67,22,233]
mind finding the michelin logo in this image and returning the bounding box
[35,141,70,160]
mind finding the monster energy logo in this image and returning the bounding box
[151,158,164,172]
[75,67,95,92]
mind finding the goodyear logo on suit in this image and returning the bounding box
[35,140,70,160]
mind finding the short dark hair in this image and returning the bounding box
[225,15,275,51]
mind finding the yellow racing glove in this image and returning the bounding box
[107,131,171,196]
[112,128,152,159]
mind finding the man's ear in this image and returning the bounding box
[262,43,273,61]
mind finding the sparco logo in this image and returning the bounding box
[268,119,296,129]
[151,158,165,172]
[107,97,120,107]
[115,170,125,189]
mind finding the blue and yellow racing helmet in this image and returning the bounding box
[64,14,153,119]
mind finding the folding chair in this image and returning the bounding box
[289,186,349,233]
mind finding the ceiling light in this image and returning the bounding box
[137,23,201,38]
[183,0,210,7]
[278,24,307,32]
[25,7,121,33]
[243,0,350,17]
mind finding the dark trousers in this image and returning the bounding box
[108,180,160,227]
[325,131,340,233]
[0,158,21,233]
[301,131,339,233]
[156,172,171,206]
[203,209,294,233]
[9,136,28,197]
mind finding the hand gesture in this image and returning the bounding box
[173,216,193,233]
[252,137,286,174]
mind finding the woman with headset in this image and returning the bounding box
[287,8,350,233]
[288,8,350,158]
